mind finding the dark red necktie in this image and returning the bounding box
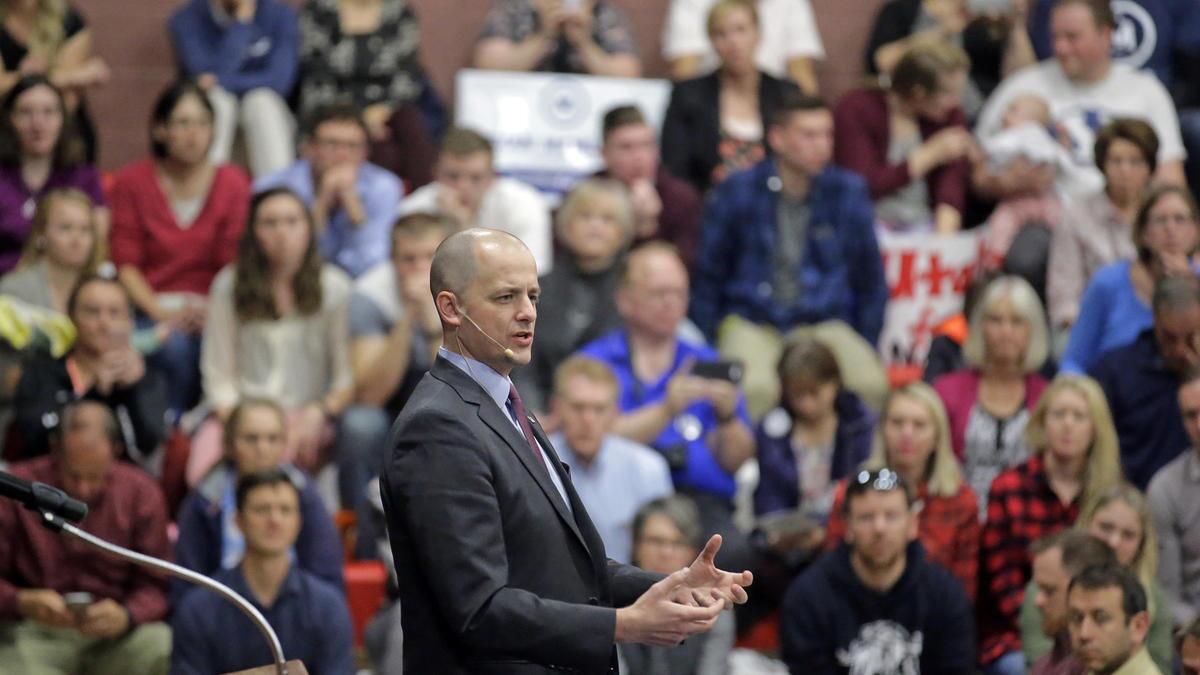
[507,383,546,469]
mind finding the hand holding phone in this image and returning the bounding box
[63,592,94,616]
[691,360,744,384]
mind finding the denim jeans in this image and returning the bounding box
[336,405,392,510]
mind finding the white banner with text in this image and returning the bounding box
[455,69,672,203]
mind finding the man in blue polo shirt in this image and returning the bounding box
[170,469,354,675]
[579,243,754,567]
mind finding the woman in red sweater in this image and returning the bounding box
[833,41,974,234]
[108,80,250,418]
[823,381,979,599]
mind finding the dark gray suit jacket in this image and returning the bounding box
[382,356,662,674]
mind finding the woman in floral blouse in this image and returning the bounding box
[298,0,436,187]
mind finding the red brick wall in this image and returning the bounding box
[86,0,880,169]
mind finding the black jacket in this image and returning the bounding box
[382,356,661,674]
[12,350,167,464]
[660,71,801,194]
[781,541,975,674]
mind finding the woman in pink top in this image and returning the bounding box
[108,80,250,417]
[933,275,1049,517]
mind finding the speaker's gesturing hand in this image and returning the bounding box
[615,568,724,646]
[677,534,752,610]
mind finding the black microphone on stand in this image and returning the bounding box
[0,470,88,523]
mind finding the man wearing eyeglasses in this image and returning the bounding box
[780,469,975,674]
[253,102,403,278]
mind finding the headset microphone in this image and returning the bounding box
[459,309,517,362]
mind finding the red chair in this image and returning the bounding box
[160,429,191,519]
[344,560,388,649]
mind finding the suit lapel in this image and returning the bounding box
[432,356,597,559]
[528,416,610,581]
[475,403,594,556]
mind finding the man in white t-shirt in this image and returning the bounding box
[975,0,1186,196]
[661,0,824,93]
[396,127,552,272]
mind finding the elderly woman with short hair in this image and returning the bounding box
[515,177,634,412]
[933,275,1050,513]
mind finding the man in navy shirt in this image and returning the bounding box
[171,468,354,675]
[781,469,975,674]
[1089,275,1200,489]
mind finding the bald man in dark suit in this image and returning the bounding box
[382,228,751,674]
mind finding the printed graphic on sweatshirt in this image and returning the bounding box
[836,621,923,675]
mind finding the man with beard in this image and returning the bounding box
[780,468,974,674]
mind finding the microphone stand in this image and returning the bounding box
[34,508,290,675]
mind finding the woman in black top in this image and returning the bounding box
[299,0,438,187]
[660,0,801,193]
[0,1,109,162]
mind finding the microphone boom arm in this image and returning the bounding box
[36,509,289,675]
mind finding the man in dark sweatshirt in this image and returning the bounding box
[780,468,975,674]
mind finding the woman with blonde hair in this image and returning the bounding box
[823,381,980,598]
[934,274,1049,512]
[516,178,634,411]
[661,0,802,192]
[0,186,99,312]
[0,186,97,401]
[1018,483,1174,672]
[977,373,1123,673]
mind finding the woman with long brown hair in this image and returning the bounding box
[193,187,354,495]
[0,0,109,161]
[0,75,102,272]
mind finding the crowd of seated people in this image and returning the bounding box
[2,0,1200,672]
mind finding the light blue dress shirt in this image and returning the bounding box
[554,433,674,564]
[253,159,403,278]
[439,348,572,511]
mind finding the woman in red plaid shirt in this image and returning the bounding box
[824,381,981,599]
[977,374,1124,674]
